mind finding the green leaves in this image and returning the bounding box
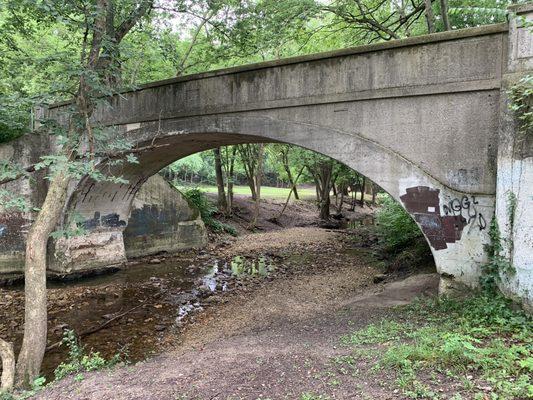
[509,75,533,139]
[376,195,422,252]
[0,94,31,143]
[343,294,533,398]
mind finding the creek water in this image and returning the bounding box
[3,253,278,381]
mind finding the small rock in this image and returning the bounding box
[204,295,222,304]
[154,324,166,332]
[149,258,162,264]
[373,274,387,284]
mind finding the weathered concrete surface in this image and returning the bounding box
[0,135,50,275]
[495,4,533,310]
[123,174,206,258]
[1,14,531,306]
[0,169,206,277]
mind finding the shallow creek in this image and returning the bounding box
[1,253,279,381]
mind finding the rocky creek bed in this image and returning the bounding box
[0,226,389,382]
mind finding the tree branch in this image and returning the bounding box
[114,0,154,43]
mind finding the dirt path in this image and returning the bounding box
[32,227,439,400]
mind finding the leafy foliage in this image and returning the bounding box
[0,377,46,400]
[376,195,422,252]
[342,294,533,399]
[0,94,31,143]
[480,190,519,293]
[509,74,533,138]
[182,188,236,235]
[53,330,125,381]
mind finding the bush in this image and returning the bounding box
[376,195,422,252]
[54,330,125,381]
[183,188,236,235]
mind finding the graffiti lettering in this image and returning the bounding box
[400,186,487,251]
[443,195,486,231]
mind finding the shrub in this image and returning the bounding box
[376,195,422,252]
[183,188,236,235]
[54,330,125,381]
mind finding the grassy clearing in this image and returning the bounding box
[179,184,376,203]
[188,184,318,200]
[339,294,532,399]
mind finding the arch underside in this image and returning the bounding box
[61,115,494,288]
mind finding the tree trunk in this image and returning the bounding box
[0,339,15,393]
[276,166,305,220]
[213,148,227,213]
[440,0,450,31]
[338,188,344,213]
[318,161,333,220]
[283,159,299,200]
[360,177,366,207]
[250,144,264,228]
[16,170,70,387]
[237,144,259,201]
[372,183,377,205]
[424,0,436,33]
[247,177,257,201]
[350,189,356,211]
[319,190,331,220]
[225,146,237,214]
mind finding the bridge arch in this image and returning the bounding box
[57,115,493,293]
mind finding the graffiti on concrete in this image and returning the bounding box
[400,186,485,251]
[82,212,127,230]
[442,195,487,231]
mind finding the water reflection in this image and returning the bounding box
[230,255,273,277]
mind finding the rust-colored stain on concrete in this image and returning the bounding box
[400,186,467,250]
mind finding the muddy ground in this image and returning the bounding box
[0,199,378,381]
[1,198,437,399]
[32,259,439,400]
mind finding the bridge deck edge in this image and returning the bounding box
[49,23,508,109]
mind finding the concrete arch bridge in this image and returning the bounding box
[1,5,532,308]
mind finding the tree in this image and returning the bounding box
[250,143,265,228]
[440,0,451,31]
[221,145,237,214]
[236,144,262,201]
[424,0,436,33]
[0,0,154,386]
[304,154,335,220]
[213,147,228,212]
[273,144,300,200]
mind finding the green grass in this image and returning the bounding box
[193,184,318,200]
[340,294,533,399]
[179,184,375,202]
